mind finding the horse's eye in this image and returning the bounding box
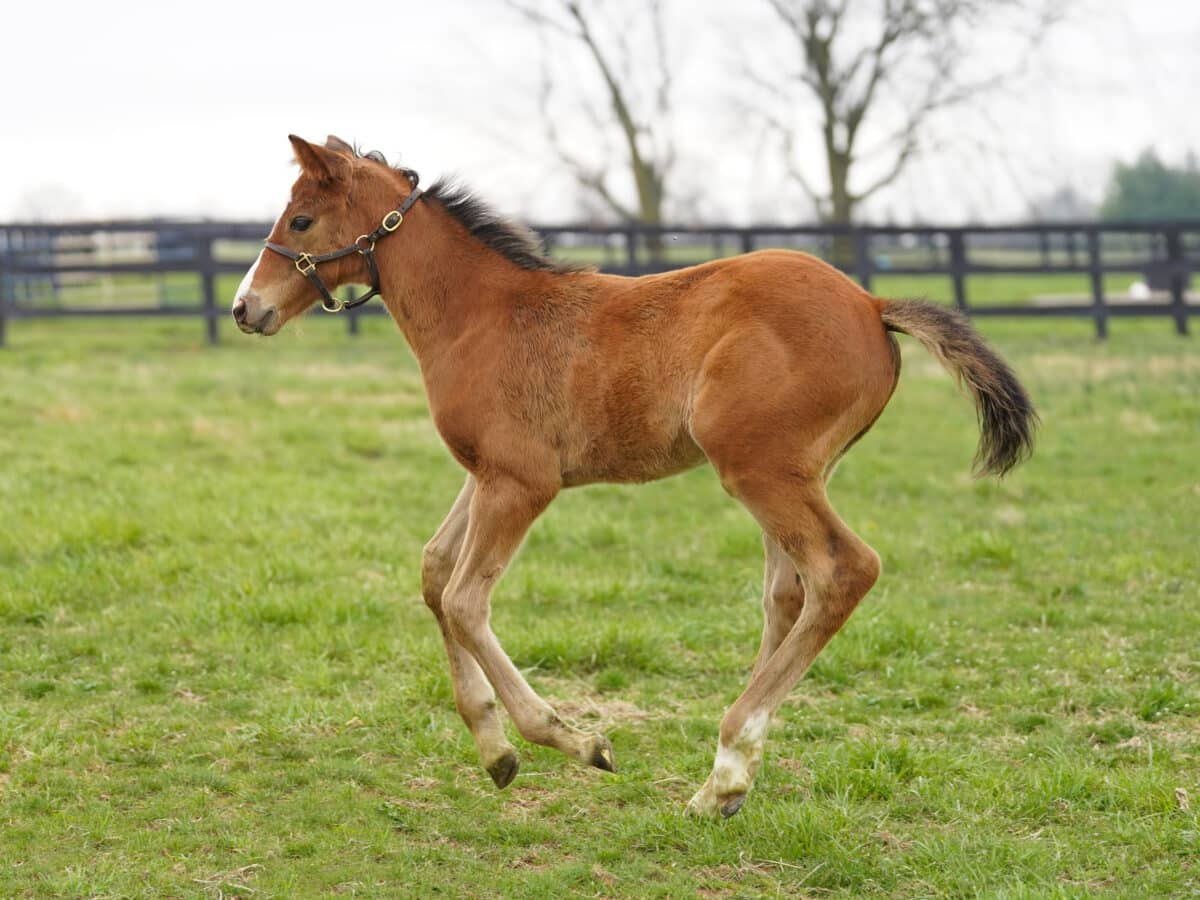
[289,216,313,232]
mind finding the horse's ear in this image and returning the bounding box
[324,134,355,155]
[288,134,350,183]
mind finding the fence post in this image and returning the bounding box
[0,226,7,348]
[853,229,872,291]
[346,286,360,336]
[196,232,219,346]
[1165,226,1190,336]
[948,230,968,311]
[1086,228,1108,340]
[625,227,638,273]
[740,231,755,255]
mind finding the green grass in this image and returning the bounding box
[1,315,1197,897]
[871,272,1148,307]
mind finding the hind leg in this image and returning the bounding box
[688,476,880,818]
[753,445,858,678]
[752,533,805,676]
[683,314,892,817]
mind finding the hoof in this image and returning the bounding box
[686,785,748,819]
[485,751,520,789]
[685,792,717,818]
[720,794,746,818]
[588,736,617,773]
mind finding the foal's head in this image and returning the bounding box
[232,135,415,335]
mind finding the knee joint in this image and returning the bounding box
[766,574,805,619]
[421,542,456,610]
[442,590,486,644]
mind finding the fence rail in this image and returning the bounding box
[1,218,1196,346]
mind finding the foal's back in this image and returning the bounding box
[545,249,898,487]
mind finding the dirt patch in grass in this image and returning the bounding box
[507,849,558,871]
[538,679,661,727]
[192,862,263,894]
[874,830,914,851]
[190,416,241,441]
[553,696,659,727]
[174,687,206,704]
[505,784,552,812]
[36,405,91,424]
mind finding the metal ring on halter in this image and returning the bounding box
[295,253,317,276]
[353,234,375,253]
[321,295,346,313]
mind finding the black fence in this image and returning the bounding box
[1,219,1196,347]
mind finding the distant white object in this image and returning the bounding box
[1128,280,1152,302]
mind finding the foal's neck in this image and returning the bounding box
[373,198,550,367]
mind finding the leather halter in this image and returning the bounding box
[262,175,423,313]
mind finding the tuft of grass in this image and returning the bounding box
[0,316,1197,897]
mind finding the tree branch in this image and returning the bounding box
[534,51,636,221]
[747,0,1064,222]
[511,0,673,223]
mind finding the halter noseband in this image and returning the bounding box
[262,175,423,313]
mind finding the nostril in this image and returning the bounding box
[232,298,247,323]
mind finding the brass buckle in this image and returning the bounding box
[322,296,346,314]
[381,210,403,232]
[295,253,317,276]
[354,234,376,253]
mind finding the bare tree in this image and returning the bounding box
[748,0,1064,229]
[506,0,676,227]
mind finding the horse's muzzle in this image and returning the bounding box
[231,295,278,335]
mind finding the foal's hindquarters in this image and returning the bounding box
[680,272,899,816]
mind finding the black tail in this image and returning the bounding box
[879,300,1037,477]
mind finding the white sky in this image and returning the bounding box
[2,0,1197,224]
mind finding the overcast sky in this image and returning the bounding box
[2,0,1197,225]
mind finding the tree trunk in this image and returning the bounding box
[826,152,857,271]
[635,161,665,262]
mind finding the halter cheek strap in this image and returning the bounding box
[263,180,424,313]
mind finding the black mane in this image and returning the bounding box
[353,146,582,274]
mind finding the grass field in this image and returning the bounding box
[1,315,1197,897]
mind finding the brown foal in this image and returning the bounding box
[233,136,1036,818]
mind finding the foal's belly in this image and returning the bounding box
[560,425,707,487]
[561,313,708,486]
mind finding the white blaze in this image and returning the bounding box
[235,250,264,304]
